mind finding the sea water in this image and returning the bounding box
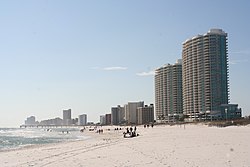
[0,127,89,151]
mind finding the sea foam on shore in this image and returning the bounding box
[0,127,89,151]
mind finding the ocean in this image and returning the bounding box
[0,127,89,151]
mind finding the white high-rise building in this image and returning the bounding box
[78,114,87,126]
[100,115,106,125]
[182,29,229,120]
[25,116,36,125]
[155,60,183,122]
[63,109,72,125]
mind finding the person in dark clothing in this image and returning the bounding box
[130,127,133,133]
[126,127,129,134]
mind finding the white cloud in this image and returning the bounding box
[91,66,128,71]
[103,66,127,71]
[136,70,155,76]
[230,50,250,55]
[229,59,248,65]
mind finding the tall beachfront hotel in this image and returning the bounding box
[155,59,183,122]
[182,29,229,120]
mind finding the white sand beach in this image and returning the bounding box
[0,124,250,167]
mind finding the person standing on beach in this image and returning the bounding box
[130,127,133,134]
[126,127,129,134]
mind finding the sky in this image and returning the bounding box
[0,0,250,127]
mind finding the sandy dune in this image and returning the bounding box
[0,124,249,167]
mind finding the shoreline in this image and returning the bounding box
[0,124,249,167]
[0,126,123,152]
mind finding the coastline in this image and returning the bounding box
[0,124,249,167]
[0,127,91,152]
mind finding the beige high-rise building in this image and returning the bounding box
[137,104,154,124]
[182,29,229,120]
[111,105,125,125]
[155,60,183,122]
[125,101,144,124]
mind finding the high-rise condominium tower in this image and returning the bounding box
[125,101,144,124]
[182,29,229,120]
[63,109,72,125]
[155,59,183,121]
[111,105,125,125]
[78,114,87,126]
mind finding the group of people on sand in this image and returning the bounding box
[114,127,122,131]
[144,124,154,128]
[97,129,104,134]
[123,126,138,138]
[62,131,70,134]
[79,125,141,137]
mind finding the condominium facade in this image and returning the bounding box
[125,101,144,124]
[40,117,63,125]
[155,60,183,121]
[105,114,111,125]
[25,116,36,125]
[63,109,72,125]
[111,105,125,125]
[137,104,154,124]
[100,115,106,125]
[182,29,229,120]
[78,114,87,126]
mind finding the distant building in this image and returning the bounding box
[111,105,125,125]
[87,122,94,125]
[137,104,154,124]
[78,114,87,126]
[120,106,125,123]
[125,101,144,124]
[105,114,111,125]
[25,116,36,125]
[39,117,63,125]
[100,115,106,125]
[72,118,78,125]
[63,109,72,125]
[155,59,183,122]
[52,117,63,125]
